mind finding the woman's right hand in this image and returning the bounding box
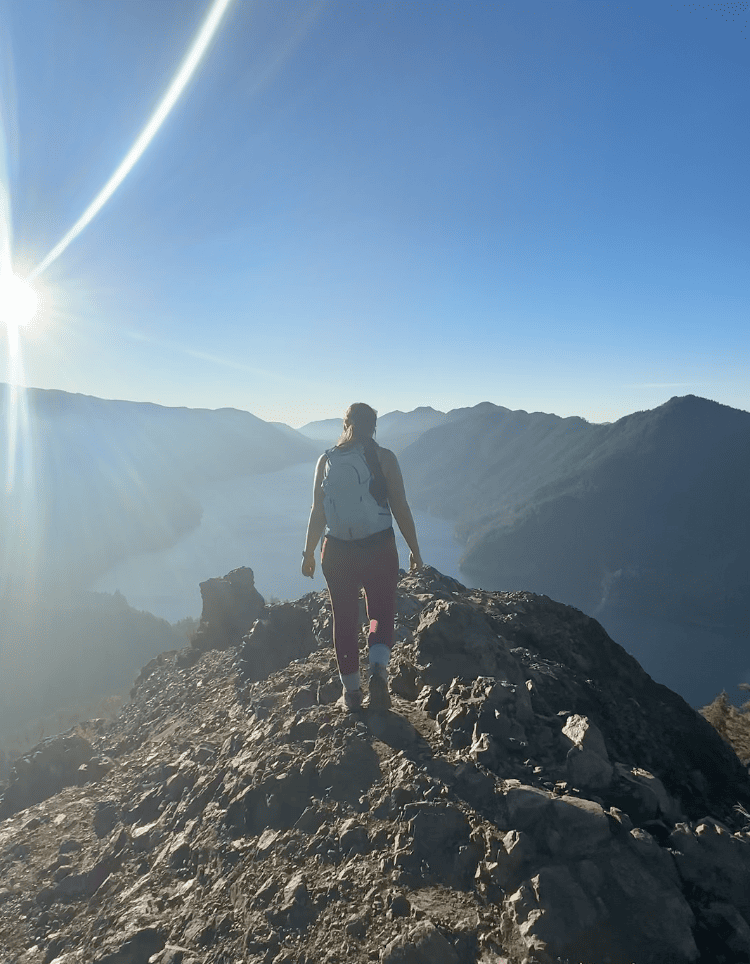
[409,550,423,571]
[301,553,316,578]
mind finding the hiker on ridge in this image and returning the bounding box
[302,402,423,711]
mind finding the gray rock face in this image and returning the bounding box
[562,715,614,789]
[238,603,317,682]
[0,733,94,819]
[381,920,460,963]
[416,599,525,686]
[93,927,166,963]
[1,566,749,964]
[189,566,265,653]
[411,584,749,821]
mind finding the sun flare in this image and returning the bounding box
[0,271,39,334]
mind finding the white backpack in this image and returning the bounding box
[322,445,392,541]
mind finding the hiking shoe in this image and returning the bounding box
[368,664,391,710]
[339,688,364,712]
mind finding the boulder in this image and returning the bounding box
[561,713,610,759]
[502,846,699,964]
[565,744,614,790]
[190,566,264,652]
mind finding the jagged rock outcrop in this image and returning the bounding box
[1,567,749,964]
[189,566,265,654]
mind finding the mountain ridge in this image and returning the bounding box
[1,566,749,963]
[397,395,749,618]
[454,395,750,620]
[2,385,747,719]
[0,383,317,592]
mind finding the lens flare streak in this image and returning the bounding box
[0,0,235,613]
[28,0,234,282]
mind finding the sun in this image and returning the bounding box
[0,271,39,336]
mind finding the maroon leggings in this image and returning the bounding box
[321,530,400,677]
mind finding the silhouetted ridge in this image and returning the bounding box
[396,396,750,704]
[0,384,316,590]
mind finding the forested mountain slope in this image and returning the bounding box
[400,396,750,630]
[0,385,316,591]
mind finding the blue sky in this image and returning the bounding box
[1,0,748,426]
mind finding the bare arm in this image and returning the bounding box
[301,455,327,578]
[379,448,424,570]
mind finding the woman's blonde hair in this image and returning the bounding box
[337,402,377,447]
[335,402,388,506]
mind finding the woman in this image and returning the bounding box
[302,403,423,710]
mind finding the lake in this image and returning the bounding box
[91,461,466,620]
[91,462,746,708]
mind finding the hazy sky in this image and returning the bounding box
[1,0,747,426]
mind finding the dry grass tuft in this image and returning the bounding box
[701,689,750,764]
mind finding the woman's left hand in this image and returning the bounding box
[302,553,316,578]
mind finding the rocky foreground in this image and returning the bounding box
[1,567,750,964]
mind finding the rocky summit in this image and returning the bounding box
[1,567,750,964]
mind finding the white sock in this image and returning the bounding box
[369,644,390,667]
[340,671,360,692]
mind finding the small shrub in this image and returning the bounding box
[701,687,750,763]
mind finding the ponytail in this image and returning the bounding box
[336,402,389,507]
[362,436,389,507]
